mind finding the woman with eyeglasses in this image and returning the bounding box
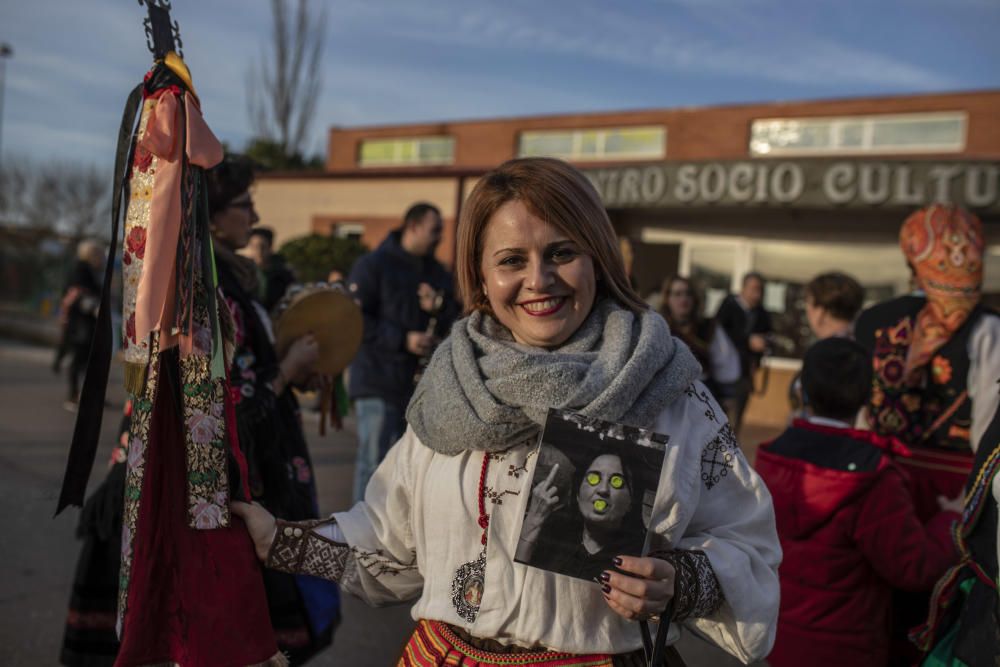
[659,275,740,401]
[206,155,338,664]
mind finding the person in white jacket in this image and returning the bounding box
[234,157,780,666]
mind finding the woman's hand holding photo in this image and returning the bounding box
[600,555,676,622]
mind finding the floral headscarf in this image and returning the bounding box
[899,204,984,379]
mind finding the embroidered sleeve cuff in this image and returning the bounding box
[266,518,351,582]
[652,549,724,620]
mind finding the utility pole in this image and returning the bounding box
[0,43,13,173]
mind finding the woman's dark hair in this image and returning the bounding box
[206,154,256,218]
[403,202,441,230]
[659,275,703,326]
[249,227,275,245]
[801,338,872,422]
[805,272,864,322]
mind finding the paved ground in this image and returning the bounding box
[0,339,772,666]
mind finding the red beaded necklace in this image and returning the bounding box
[476,451,491,546]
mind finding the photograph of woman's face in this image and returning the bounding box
[514,410,665,582]
[576,454,631,529]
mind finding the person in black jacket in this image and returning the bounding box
[57,240,105,410]
[347,202,459,502]
[715,271,773,432]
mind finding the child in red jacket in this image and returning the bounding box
[756,338,962,667]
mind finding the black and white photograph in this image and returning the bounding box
[514,409,668,584]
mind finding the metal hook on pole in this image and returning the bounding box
[137,0,182,59]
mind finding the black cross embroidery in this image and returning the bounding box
[701,435,735,490]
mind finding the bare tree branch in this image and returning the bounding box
[247,0,326,161]
[0,161,110,242]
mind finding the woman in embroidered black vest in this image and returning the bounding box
[233,158,780,666]
[855,205,1000,518]
[854,204,1000,666]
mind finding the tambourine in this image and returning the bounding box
[273,282,362,434]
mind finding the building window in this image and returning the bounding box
[358,136,455,167]
[518,126,666,162]
[749,112,966,156]
[334,223,365,241]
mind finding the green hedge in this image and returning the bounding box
[279,234,368,283]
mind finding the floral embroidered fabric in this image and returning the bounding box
[117,333,160,636]
[116,67,234,636]
[898,205,983,378]
[181,353,230,529]
[121,97,156,371]
[868,315,972,451]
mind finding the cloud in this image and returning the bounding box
[321,60,604,126]
[0,0,992,166]
[373,1,951,89]
[5,119,111,152]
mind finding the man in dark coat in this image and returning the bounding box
[347,202,458,501]
[715,271,773,432]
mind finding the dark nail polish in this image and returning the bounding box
[612,557,623,567]
[600,571,611,582]
[601,583,611,594]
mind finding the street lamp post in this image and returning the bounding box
[0,43,13,173]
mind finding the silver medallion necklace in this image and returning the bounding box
[450,452,492,622]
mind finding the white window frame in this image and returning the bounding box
[749,111,967,157]
[518,126,666,162]
[358,136,455,167]
[334,223,365,240]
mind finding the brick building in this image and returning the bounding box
[254,89,1000,428]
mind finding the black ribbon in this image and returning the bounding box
[55,84,144,516]
[640,598,683,667]
[653,598,680,667]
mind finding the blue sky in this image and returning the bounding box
[1,0,997,168]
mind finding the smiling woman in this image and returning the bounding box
[479,199,597,348]
[232,157,781,666]
[456,157,646,326]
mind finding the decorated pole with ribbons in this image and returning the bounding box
[56,3,286,665]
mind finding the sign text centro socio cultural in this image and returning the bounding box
[584,160,1000,211]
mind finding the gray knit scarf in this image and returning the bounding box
[406,298,702,455]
